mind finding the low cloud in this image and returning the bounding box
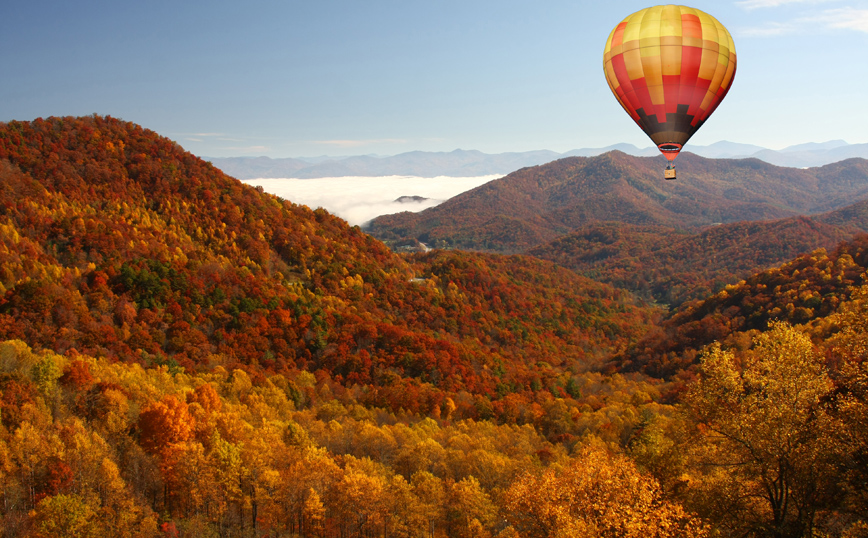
[242,175,501,226]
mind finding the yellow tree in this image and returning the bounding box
[327,459,387,538]
[505,443,707,538]
[446,475,496,538]
[684,322,842,537]
[301,487,325,538]
[383,474,429,538]
[207,432,244,529]
[411,471,446,538]
[274,445,339,536]
[30,493,99,538]
[823,283,868,529]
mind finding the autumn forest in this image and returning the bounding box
[1,116,868,537]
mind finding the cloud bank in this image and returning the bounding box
[242,175,501,226]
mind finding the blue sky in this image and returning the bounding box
[3,0,867,157]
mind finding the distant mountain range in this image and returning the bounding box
[207,140,868,179]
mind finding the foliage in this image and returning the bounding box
[0,116,656,423]
[2,115,868,537]
[616,237,868,379]
[530,218,855,307]
[682,322,842,537]
[0,340,694,537]
[505,442,709,538]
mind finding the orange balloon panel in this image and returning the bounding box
[603,5,736,160]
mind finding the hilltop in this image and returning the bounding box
[612,234,868,381]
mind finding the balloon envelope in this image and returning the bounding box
[603,5,736,161]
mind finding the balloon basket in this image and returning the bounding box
[664,166,676,180]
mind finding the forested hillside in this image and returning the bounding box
[614,235,868,379]
[370,151,868,307]
[368,152,868,253]
[529,217,856,307]
[2,116,868,537]
[0,116,656,413]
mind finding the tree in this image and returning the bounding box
[328,460,387,538]
[505,443,707,538]
[301,487,325,537]
[30,493,99,538]
[137,395,193,456]
[59,360,94,390]
[684,322,842,537]
[824,283,868,530]
[447,476,496,538]
[412,471,446,538]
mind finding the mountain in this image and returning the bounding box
[748,142,868,168]
[201,155,311,178]
[686,140,767,158]
[0,115,691,538]
[816,196,868,231]
[561,143,659,158]
[367,152,868,253]
[0,116,655,412]
[207,141,868,180]
[208,149,561,179]
[781,140,850,152]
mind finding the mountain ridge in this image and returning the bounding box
[207,141,868,179]
[367,152,868,253]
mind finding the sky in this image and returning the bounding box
[3,0,868,158]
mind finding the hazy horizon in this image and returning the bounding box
[209,139,855,160]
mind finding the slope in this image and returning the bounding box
[611,234,868,382]
[0,115,656,418]
[367,152,868,253]
[528,217,856,307]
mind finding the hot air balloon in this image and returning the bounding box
[603,5,736,179]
